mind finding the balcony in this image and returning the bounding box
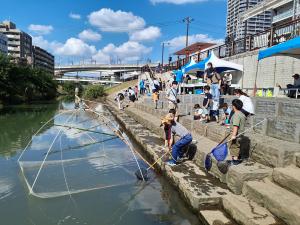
[272,8,294,24]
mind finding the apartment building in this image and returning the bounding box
[33,45,54,75]
[240,0,300,26]
[0,21,32,64]
[226,0,272,40]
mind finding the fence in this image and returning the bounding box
[167,18,300,70]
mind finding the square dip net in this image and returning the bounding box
[18,109,144,199]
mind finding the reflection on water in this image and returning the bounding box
[0,101,201,225]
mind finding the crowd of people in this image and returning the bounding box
[115,63,256,167]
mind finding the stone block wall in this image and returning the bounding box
[225,50,300,89]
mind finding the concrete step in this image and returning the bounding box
[136,102,300,168]
[199,209,237,225]
[107,101,232,210]
[295,153,300,168]
[243,179,300,225]
[273,167,300,196]
[222,193,284,225]
[127,103,273,195]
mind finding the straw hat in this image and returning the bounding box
[161,113,174,123]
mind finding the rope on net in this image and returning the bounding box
[17,109,77,163]
[81,102,146,181]
[59,131,77,206]
[29,110,77,195]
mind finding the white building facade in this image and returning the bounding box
[0,21,32,63]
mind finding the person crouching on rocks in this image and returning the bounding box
[163,113,192,166]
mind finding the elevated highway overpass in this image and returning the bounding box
[55,63,158,77]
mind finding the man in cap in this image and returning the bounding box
[287,74,300,98]
[163,113,192,166]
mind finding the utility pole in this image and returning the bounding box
[183,16,193,47]
[161,42,170,67]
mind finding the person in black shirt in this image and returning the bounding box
[202,85,212,123]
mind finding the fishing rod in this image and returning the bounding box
[45,136,119,156]
[54,124,117,137]
[80,98,178,180]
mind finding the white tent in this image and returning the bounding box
[185,52,243,73]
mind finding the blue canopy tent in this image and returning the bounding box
[258,36,300,61]
[182,58,196,73]
[184,56,210,73]
[253,36,300,96]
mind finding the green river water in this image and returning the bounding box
[0,101,201,225]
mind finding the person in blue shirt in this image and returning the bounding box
[175,66,183,94]
[139,79,145,95]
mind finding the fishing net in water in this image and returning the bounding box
[18,109,143,199]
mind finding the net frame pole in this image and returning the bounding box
[29,110,77,195]
[17,109,77,162]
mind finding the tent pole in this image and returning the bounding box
[253,59,259,97]
[242,57,245,89]
[273,56,277,88]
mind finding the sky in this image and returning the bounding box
[0,0,227,65]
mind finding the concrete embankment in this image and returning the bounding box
[84,96,288,225]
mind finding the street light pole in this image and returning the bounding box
[161,42,170,67]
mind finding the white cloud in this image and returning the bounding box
[88,8,145,32]
[166,34,224,51]
[54,38,97,56]
[129,26,161,42]
[69,13,81,20]
[93,41,152,63]
[150,0,206,4]
[78,29,102,42]
[32,36,62,51]
[28,24,53,35]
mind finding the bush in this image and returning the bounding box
[61,81,83,96]
[0,54,58,104]
[83,85,105,100]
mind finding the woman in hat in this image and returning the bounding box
[162,113,193,166]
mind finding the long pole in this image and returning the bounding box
[161,42,165,67]
[183,17,193,47]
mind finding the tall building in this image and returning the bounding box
[0,21,32,64]
[33,46,54,75]
[0,32,8,55]
[240,0,300,26]
[226,0,272,40]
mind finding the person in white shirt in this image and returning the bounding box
[233,89,255,117]
[223,73,232,95]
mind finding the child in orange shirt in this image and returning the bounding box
[152,90,159,109]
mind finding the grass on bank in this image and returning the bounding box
[105,79,138,96]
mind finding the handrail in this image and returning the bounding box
[166,18,300,70]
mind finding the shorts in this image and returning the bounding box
[168,101,177,109]
[202,107,210,115]
[230,135,250,159]
[129,95,136,102]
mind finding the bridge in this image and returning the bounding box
[55,63,159,77]
[54,77,122,84]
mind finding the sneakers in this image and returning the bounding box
[166,160,176,166]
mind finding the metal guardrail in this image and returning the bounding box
[168,18,300,70]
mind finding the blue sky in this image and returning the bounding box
[0,0,227,65]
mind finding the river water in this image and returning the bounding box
[0,101,200,225]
